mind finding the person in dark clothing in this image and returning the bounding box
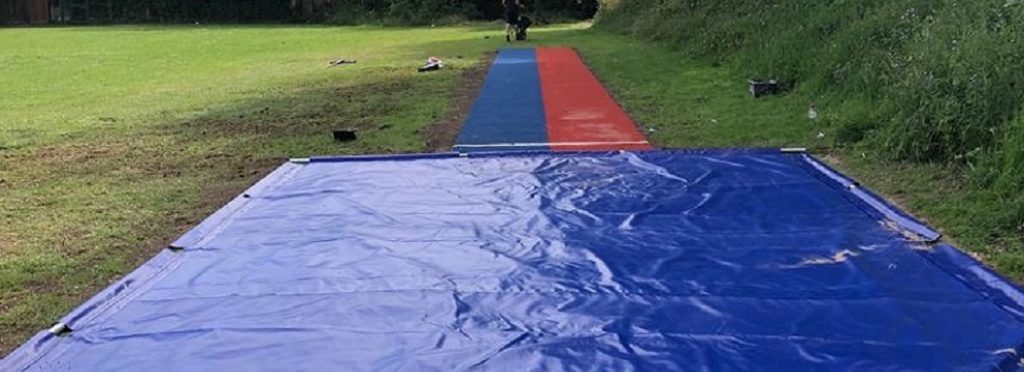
[515,15,532,41]
[504,0,521,42]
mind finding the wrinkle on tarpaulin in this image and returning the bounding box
[3,150,1024,371]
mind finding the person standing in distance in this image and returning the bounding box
[504,0,522,42]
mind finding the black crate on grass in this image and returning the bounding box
[749,80,781,98]
[332,130,357,142]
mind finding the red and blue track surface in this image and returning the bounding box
[455,48,653,152]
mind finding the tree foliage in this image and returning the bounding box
[330,0,597,25]
[49,0,597,23]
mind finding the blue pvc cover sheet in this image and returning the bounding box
[5,150,1024,371]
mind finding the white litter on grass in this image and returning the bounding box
[418,57,444,72]
[808,102,819,120]
[328,59,357,67]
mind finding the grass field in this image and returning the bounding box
[1,23,1019,354]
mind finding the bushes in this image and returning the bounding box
[972,114,1024,234]
[598,0,1024,163]
[70,0,295,22]
[329,0,472,25]
[879,2,1024,162]
[53,0,598,24]
[330,0,598,25]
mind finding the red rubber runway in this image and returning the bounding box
[537,47,652,151]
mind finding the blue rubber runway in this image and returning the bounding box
[5,150,1024,371]
[455,49,549,153]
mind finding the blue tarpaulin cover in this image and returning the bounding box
[5,150,1024,371]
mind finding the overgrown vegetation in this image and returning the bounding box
[27,0,597,24]
[46,0,301,22]
[598,0,1024,276]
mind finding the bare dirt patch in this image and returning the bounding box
[423,52,493,151]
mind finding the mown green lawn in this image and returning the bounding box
[1,23,1018,354]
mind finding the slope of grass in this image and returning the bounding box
[599,0,1024,159]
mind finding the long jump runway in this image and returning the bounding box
[455,48,652,153]
[4,48,1024,371]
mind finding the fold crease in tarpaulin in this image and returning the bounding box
[4,149,1024,371]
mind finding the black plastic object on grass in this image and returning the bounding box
[749,79,781,98]
[332,130,357,142]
